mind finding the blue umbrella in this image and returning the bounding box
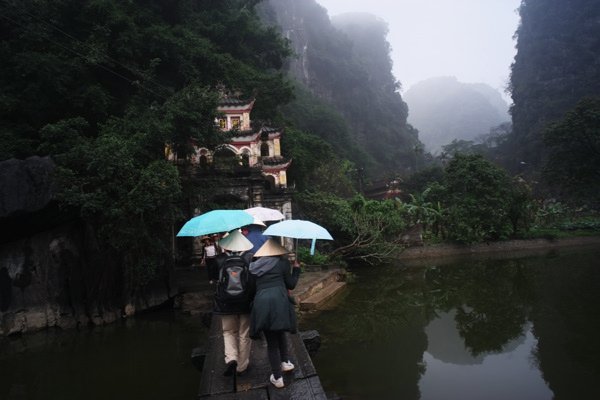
[176,210,254,237]
[263,219,333,255]
[244,225,268,254]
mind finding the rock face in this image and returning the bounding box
[0,156,55,217]
[0,157,173,335]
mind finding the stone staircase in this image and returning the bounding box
[293,268,346,311]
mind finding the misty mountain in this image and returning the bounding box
[508,0,600,170]
[260,0,423,177]
[404,77,510,153]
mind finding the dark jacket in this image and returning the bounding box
[248,256,300,339]
[212,252,256,315]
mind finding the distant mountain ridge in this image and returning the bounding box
[404,76,510,153]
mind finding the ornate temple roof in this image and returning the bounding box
[217,98,255,111]
[230,132,260,144]
[230,126,282,144]
[261,157,292,172]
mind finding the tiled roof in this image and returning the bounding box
[230,132,260,142]
[261,157,292,171]
[218,98,253,106]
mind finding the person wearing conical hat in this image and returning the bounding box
[248,238,301,389]
[213,230,256,377]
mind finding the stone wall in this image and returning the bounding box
[398,236,600,263]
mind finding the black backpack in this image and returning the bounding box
[216,254,250,303]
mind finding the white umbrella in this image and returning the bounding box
[245,206,285,222]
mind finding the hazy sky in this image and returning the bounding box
[316,0,521,102]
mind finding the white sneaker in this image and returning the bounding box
[270,374,284,388]
[281,360,295,372]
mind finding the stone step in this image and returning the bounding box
[293,269,344,304]
[299,281,347,311]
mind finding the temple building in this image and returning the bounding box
[181,97,292,191]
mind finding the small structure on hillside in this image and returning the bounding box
[363,177,403,200]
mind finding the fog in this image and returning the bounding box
[316,0,521,102]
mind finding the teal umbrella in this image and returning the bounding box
[176,210,254,237]
[262,219,333,255]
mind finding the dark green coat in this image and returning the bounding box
[249,256,300,339]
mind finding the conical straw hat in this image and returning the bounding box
[218,230,253,252]
[251,217,267,227]
[254,238,289,257]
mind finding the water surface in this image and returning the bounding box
[301,247,600,400]
[0,309,208,400]
[2,247,599,400]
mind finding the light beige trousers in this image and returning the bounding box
[221,314,251,372]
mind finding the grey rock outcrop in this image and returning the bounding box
[0,157,173,335]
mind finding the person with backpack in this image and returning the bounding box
[212,230,256,377]
[248,238,301,388]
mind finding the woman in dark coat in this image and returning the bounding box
[249,238,300,388]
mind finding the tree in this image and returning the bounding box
[543,97,600,205]
[295,193,407,264]
[437,154,515,243]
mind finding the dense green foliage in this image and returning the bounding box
[281,83,371,172]
[0,0,292,288]
[282,126,356,196]
[508,0,600,172]
[542,97,600,205]
[413,154,534,244]
[435,154,531,242]
[291,154,538,262]
[295,192,408,264]
[278,83,370,194]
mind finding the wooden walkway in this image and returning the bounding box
[199,315,328,399]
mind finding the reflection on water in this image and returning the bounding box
[422,315,551,400]
[0,309,208,400]
[301,247,600,400]
[425,310,496,365]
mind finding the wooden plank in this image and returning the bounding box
[267,376,327,400]
[202,390,269,400]
[199,315,327,398]
[288,331,317,378]
[300,282,346,310]
[199,316,227,396]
